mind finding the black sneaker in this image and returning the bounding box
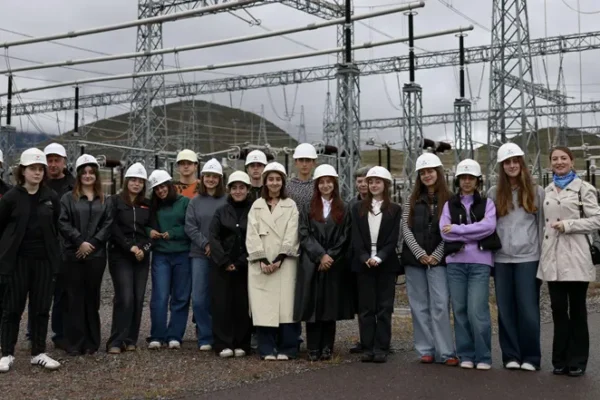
[350,342,363,354]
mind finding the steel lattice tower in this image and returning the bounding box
[553,54,568,146]
[487,0,541,184]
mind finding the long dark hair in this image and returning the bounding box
[198,174,225,197]
[120,177,147,207]
[14,164,48,187]
[359,179,392,217]
[408,166,451,227]
[496,156,537,217]
[150,181,178,213]
[309,177,344,224]
[73,165,104,203]
[261,171,288,200]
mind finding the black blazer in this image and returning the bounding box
[351,201,403,274]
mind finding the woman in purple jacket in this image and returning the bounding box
[439,159,500,371]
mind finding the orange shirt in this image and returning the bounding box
[174,180,199,199]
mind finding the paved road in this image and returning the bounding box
[197,313,600,400]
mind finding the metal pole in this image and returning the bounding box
[387,146,392,172]
[345,0,352,63]
[459,35,466,98]
[74,86,79,135]
[6,75,12,125]
[378,149,382,166]
[408,13,415,83]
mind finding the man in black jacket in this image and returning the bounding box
[0,149,11,342]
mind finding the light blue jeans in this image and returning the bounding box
[405,265,456,362]
[191,257,213,347]
[447,263,492,365]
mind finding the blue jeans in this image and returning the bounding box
[191,257,213,346]
[257,324,298,358]
[494,261,541,368]
[447,263,492,365]
[150,252,191,343]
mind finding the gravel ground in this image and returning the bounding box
[4,268,600,399]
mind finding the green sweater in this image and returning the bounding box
[151,194,191,254]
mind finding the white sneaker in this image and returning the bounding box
[0,355,15,373]
[505,361,520,369]
[460,361,474,369]
[520,362,536,371]
[219,349,234,358]
[476,363,491,370]
[199,344,212,351]
[263,355,277,361]
[234,349,246,357]
[168,340,181,350]
[31,353,60,370]
[148,341,161,350]
[277,354,289,361]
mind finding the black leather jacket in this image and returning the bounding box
[109,194,152,258]
[209,197,251,270]
[59,192,114,261]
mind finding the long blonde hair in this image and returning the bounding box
[496,156,536,217]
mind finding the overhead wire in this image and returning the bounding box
[561,0,600,14]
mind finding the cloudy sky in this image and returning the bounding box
[0,0,599,151]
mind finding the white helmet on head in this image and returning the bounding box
[125,162,148,180]
[176,149,198,164]
[497,142,525,163]
[415,153,443,171]
[293,143,318,159]
[201,158,223,176]
[262,162,287,177]
[245,150,267,166]
[44,143,67,158]
[148,169,172,188]
[20,148,47,167]
[366,166,393,183]
[75,154,99,171]
[455,159,482,177]
[227,171,251,186]
[313,164,338,180]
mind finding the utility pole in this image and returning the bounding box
[454,34,473,163]
[297,105,307,143]
[0,75,17,168]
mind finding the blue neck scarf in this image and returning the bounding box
[553,170,577,189]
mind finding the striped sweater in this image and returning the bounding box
[401,199,445,263]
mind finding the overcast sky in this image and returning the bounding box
[0,0,599,151]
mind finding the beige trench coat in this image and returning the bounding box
[246,197,300,327]
[538,178,600,282]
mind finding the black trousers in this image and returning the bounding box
[306,321,336,352]
[1,257,55,357]
[548,281,589,370]
[65,257,106,354]
[357,270,397,357]
[106,253,149,350]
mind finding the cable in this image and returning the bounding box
[561,0,600,14]
[436,0,491,32]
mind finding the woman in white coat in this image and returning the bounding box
[539,146,600,377]
[246,162,300,361]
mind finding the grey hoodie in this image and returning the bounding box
[185,194,227,258]
[487,185,545,263]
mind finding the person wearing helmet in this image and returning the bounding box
[440,158,500,371]
[486,143,545,372]
[350,166,402,363]
[174,149,200,199]
[288,143,318,210]
[106,163,153,354]
[293,164,355,361]
[400,153,457,366]
[245,150,268,202]
[246,162,300,360]
[185,158,227,351]
[0,148,62,372]
[208,171,253,358]
[58,154,114,356]
[146,170,192,351]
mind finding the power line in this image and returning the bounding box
[561,0,600,14]
[436,0,491,32]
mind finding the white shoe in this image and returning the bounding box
[234,349,246,357]
[476,363,491,370]
[168,340,181,350]
[219,349,234,358]
[277,354,289,361]
[0,355,15,373]
[263,355,277,361]
[148,341,161,350]
[199,344,212,351]
[520,362,536,371]
[31,353,60,370]
[505,361,520,369]
[460,361,474,369]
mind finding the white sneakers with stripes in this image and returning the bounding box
[0,353,60,373]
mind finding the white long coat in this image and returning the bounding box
[538,178,600,282]
[246,197,300,327]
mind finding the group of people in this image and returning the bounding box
[0,140,597,378]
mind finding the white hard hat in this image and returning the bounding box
[176,149,198,164]
[20,148,48,167]
[415,153,443,171]
[245,150,268,166]
[201,158,223,176]
[227,171,251,186]
[75,154,99,171]
[313,164,338,180]
[497,142,525,163]
[455,159,482,177]
[293,143,318,159]
[148,169,172,188]
[125,162,148,180]
[0,149,3,164]
[44,143,67,158]
[366,166,393,183]
[262,162,287,177]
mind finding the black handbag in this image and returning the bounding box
[577,189,600,265]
